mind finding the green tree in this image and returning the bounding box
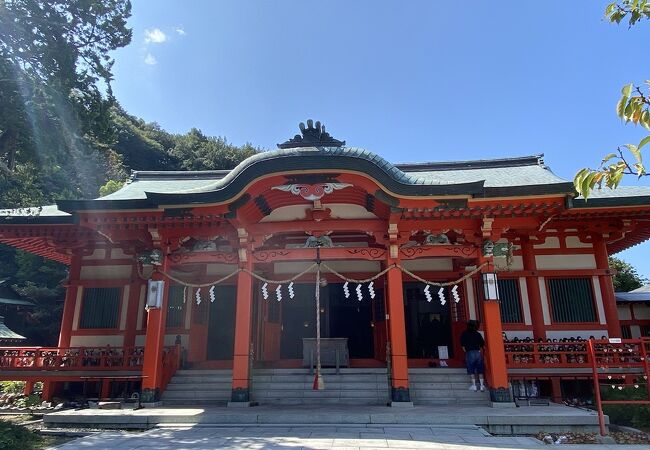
[610,256,647,292]
[575,1,650,198]
[171,128,260,171]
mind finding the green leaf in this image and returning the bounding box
[601,153,618,165]
[622,83,634,97]
[617,95,628,118]
[624,143,642,164]
[638,135,650,151]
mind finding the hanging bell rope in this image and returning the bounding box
[313,262,324,390]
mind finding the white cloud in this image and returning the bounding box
[175,27,186,36]
[144,53,157,65]
[144,28,167,44]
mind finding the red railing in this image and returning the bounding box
[161,344,181,391]
[0,346,145,371]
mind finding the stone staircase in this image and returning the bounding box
[162,369,232,405]
[409,368,491,405]
[161,367,491,406]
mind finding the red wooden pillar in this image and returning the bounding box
[230,257,253,405]
[521,237,546,340]
[100,379,111,399]
[481,299,509,391]
[23,380,35,396]
[593,236,621,337]
[41,381,53,402]
[386,258,411,404]
[551,377,563,403]
[58,254,82,348]
[141,256,170,403]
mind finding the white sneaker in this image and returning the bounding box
[469,385,477,391]
[479,385,485,392]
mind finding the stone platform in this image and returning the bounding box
[43,403,608,435]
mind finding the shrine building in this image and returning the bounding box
[1,120,650,407]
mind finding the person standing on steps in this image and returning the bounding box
[460,320,485,391]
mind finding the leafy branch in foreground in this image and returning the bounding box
[574,1,650,198]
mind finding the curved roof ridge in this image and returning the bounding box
[396,154,544,172]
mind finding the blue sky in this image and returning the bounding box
[111,1,650,280]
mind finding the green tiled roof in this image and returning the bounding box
[0,316,26,341]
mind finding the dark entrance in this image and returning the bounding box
[403,282,453,358]
[206,285,236,360]
[278,283,375,359]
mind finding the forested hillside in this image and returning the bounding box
[0,0,260,344]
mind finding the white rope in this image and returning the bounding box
[315,263,322,388]
[243,263,318,284]
[321,263,396,283]
[137,262,241,288]
[396,262,489,286]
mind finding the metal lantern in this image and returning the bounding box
[482,272,500,301]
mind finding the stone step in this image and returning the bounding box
[170,376,233,383]
[251,375,385,383]
[176,369,232,375]
[162,391,230,400]
[166,382,232,391]
[250,381,386,390]
[409,382,482,390]
[412,390,491,399]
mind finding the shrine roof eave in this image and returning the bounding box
[54,148,577,213]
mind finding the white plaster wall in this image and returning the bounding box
[135,334,145,347]
[465,279,477,320]
[546,330,608,340]
[535,254,597,270]
[631,325,642,338]
[534,236,560,249]
[538,277,551,325]
[618,305,632,321]
[206,263,238,276]
[72,288,83,331]
[519,277,532,325]
[592,277,607,325]
[80,265,132,280]
[119,285,130,331]
[465,279,476,320]
[634,304,650,320]
[401,258,453,271]
[274,260,381,274]
[70,335,124,347]
[136,285,145,331]
[82,249,106,260]
[565,236,593,249]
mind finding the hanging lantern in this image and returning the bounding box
[288,282,295,299]
[262,282,269,300]
[452,284,460,303]
[209,285,216,303]
[424,285,432,302]
[438,287,446,305]
[482,272,500,300]
[343,281,350,298]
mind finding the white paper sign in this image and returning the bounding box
[438,346,449,360]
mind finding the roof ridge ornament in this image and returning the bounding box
[278,119,345,149]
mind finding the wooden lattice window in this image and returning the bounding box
[498,278,523,323]
[79,287,120,329]
[166,285,186,328]
[547,278,597,323]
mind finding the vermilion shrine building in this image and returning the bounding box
[1,121,650,406]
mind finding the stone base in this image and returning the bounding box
[227,401,252,408]
[490,401,517,408]
[390,401,414,408]
[98,401,121,410]
[141,401,164,408]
